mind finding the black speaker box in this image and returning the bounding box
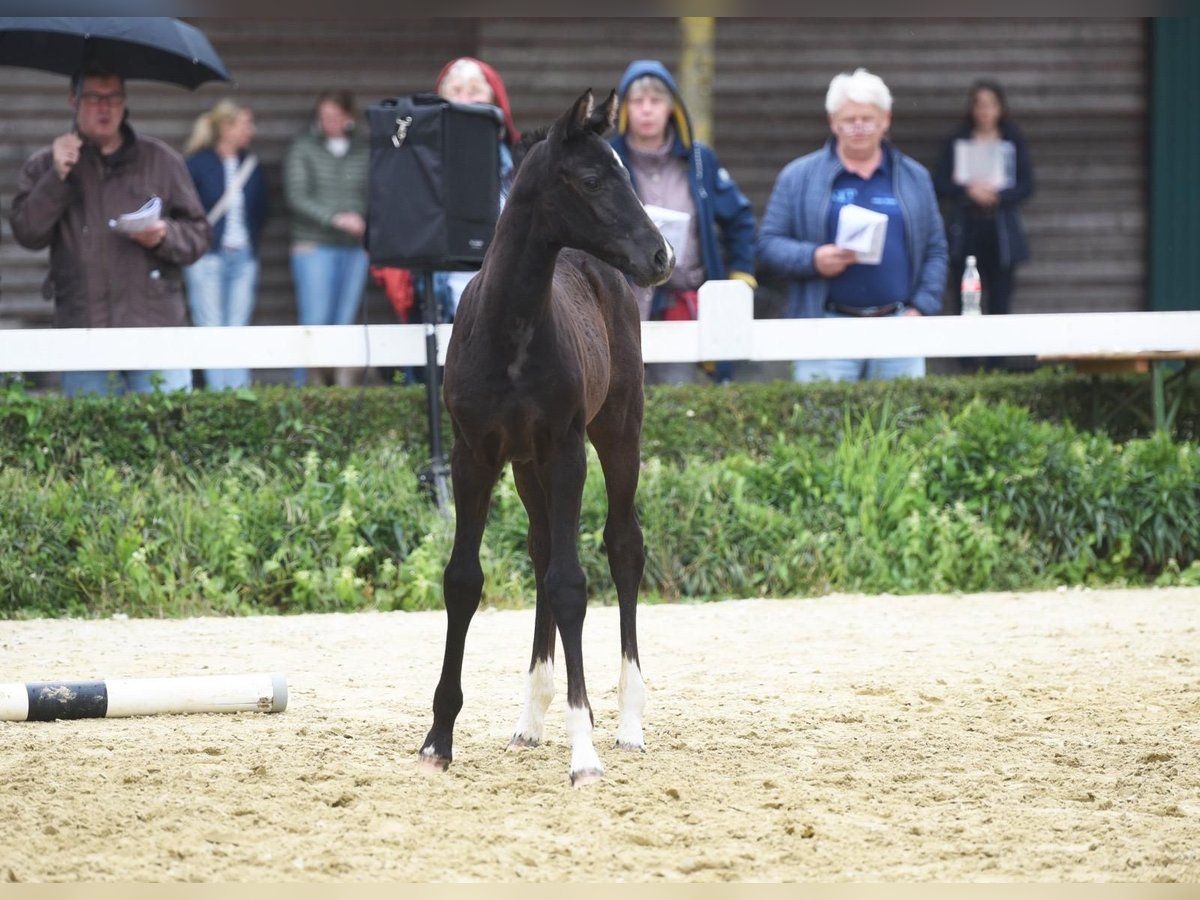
[366,94,502,271]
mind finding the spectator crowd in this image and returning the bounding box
[7,56,1034,395]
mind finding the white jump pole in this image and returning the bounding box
[0,673,288,722]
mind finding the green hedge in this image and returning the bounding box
[1,385,1198,618]
[2,369,1198,474]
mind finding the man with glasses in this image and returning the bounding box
[10,63,210,396]
[757,68,947,382]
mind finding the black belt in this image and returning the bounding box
[826,301,904,318]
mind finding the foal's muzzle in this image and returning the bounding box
[632,239,674,288]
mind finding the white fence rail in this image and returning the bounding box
[1,281,1198,373]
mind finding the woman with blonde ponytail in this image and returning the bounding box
[185,99,235,155]
[183,99,270,389]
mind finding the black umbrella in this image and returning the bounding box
[0,17,230,89]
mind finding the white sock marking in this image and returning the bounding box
[511,658,554,744]
[616,655,646,749]
[565,705,603,779]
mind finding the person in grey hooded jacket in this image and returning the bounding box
[610,59,757,385]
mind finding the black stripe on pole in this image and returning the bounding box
[25,681,108,721]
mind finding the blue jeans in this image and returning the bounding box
[184,246,259,390]
[792,308,926,383]
[289,242,369,386]
[62,368,192,397]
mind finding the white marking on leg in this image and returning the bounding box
[565,704,603,784]
[616,655,646,750]
[509,658,554,747]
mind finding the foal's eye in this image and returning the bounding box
[582,175,601,192]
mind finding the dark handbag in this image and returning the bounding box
[365,93,502,271]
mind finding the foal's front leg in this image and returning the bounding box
[508,462,556,750]
[418,443,500,773]
[590,401,647,753]
[541,438,603,786]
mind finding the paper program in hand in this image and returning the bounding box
[108,195,162,234]
[835,203,887,266]
[643,204,691,272]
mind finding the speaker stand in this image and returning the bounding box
[417,268,451,516]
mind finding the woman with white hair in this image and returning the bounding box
[757,68,947,383]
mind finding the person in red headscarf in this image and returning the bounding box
[403,58,520,323]
[372,57,520,384]
[435,56,520,155]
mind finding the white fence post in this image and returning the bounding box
[697,279,754,360]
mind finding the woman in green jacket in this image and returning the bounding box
[283,89,370,386]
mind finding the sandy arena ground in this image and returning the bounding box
[2,587,1198,882]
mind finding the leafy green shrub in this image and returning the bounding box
[1119,433,1200,573]
[919,402,1200,583]
[2,370,1197,474]
[0,448,438,617]
[2,380,1198,618]
[636,456,829,599]
[726,405,1032,594]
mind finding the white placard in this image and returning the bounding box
[953,139,1015,190]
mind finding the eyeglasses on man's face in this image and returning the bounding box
[78,91,126,108]
[834,118,881,136]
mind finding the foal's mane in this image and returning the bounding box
[510,92,619,178]
[511,125,549,176]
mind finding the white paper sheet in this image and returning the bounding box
[108,195,162,234]
[835,203,888,265]
[643,204,691,271]
[952,139,1015,190]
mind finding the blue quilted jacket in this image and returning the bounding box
[757,139,948,318]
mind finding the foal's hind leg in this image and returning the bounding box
[508,461,556,750]
[418,441,501,772]
[589,402,647,752]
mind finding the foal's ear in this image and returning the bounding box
[588,90,618,137]
[556,89,595,141]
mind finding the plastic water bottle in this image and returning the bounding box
[960,255,982,316]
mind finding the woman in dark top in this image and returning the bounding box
[934,79,1035,317]
[184,100,269,389]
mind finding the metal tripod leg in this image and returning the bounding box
[420,269,451,515]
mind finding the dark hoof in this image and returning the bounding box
[616,740,646,753]
[570,767,603,788]
[416,750,450,774]
[507,735,540,751]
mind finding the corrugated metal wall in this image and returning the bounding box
[709,17,1149,315]
[0,17,1148,334]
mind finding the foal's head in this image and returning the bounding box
[515,89,674,288]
